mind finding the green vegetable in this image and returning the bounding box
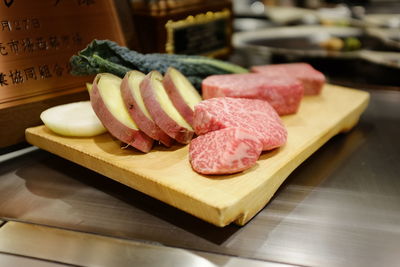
[70,39,248,89]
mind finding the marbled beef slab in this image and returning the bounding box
[193,97,287,151]
[251,63,325,95]
[201,73,303,115]
[189,128,262,175]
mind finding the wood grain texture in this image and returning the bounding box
[25,84,369,227]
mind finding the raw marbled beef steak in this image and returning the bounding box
[251,63,325,95]
[201,73,303,115]
[189,127,263,175]
[193,97,287,151]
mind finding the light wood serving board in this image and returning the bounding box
[25,84,369,227]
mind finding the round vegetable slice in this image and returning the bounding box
[40,101,106,137]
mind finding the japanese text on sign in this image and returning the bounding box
[0,62,71,86]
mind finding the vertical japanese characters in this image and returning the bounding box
[0,17,84,87]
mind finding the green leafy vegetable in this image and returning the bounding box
[70,39,248,89]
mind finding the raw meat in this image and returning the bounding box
[202,73,303,115]
[189,127,263,175]
[251,63,325,95]
[193,97,287,151]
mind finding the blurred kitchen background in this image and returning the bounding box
[231,0,400,89]
[130,0,400,89]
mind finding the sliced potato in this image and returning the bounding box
[90,73,153,152]
[121,70,173,147]
[86,82,93,93]
[140,71,194,144]
[40,101,106,137]
[163,67,202,125]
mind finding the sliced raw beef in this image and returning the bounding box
[189,127,263,175]
[202,73,303,115]
[251,63,326,95]
[193,97,287,151]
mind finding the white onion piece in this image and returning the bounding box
[40,101,106,137]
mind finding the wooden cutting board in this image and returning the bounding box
[25,84,369,227]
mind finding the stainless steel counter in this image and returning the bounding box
[0,89,399,266]
[0,252,70,267]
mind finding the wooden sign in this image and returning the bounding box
[165,9,231,57]
[130,0,232,56]
[0,0,128,148]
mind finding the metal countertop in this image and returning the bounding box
[0,88,399,266]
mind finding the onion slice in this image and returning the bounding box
[40,101,106,137]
